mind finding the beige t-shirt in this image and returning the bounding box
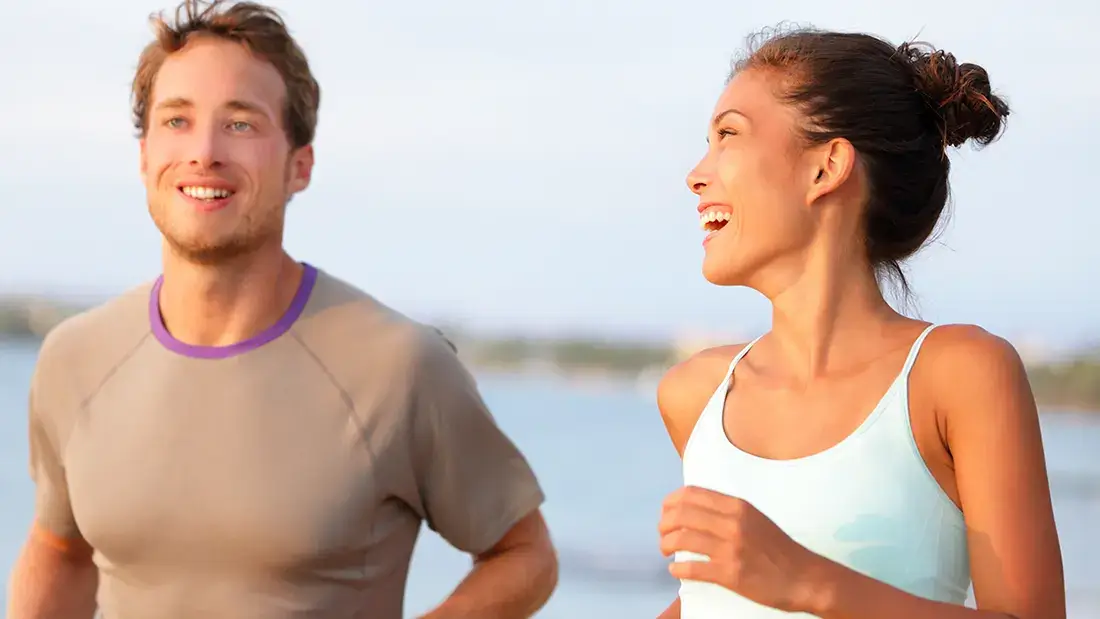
[27,264,545,618]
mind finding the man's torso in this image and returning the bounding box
[33,267,506,618]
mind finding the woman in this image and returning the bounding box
[655,27,1065,619]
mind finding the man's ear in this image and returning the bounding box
[139,137,148,181]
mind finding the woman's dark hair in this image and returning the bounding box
[733,26,1010,298]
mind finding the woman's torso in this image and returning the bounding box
[676,324,971,618]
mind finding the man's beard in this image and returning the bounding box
[152,200,285,267]
[164,232,268,266]
[151,163,295,266]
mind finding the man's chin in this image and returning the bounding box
[164,235,254,266]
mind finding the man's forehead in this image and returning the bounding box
[152,39,286,114]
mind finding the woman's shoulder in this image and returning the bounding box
[915,323,1033,422]
[919,323,1025,379]
[657,343,751,456]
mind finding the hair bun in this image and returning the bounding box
[898,42,1010,147]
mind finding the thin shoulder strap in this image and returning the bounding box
[899,324,939,377]
[723,334,764,380]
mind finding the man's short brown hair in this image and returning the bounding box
[131,0,320,149]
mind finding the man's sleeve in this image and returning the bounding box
[408,331,545,556]
[27,367,82,546]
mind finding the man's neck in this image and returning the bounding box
[157,246,305,348]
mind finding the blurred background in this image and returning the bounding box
[1,0,1097,616]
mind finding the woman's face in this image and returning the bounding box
[686,69,824,288]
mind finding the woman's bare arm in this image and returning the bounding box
[804,326,1066,619]
[655,346,746,617]
[937,326,1064,616]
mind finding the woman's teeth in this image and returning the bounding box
[699,210,731,232]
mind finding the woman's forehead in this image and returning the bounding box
[713,70,800,132]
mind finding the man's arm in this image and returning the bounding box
[407,330,558,618]
[9,368,97,619]
[657,597,681,619]
[7,525,97,619]
[10,291,159,617]
[420,510,557,619]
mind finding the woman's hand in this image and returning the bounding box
[658,486,829,614]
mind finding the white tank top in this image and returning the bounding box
[677,324,970,617]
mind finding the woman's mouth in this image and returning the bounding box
[700,209,732,246]
[699,209,731,233]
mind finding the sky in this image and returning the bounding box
[0,0,1096,351]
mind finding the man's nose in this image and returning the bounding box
[186,123,227,169]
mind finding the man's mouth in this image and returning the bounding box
[179,185,235,201]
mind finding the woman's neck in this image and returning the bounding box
[757,242,904,382]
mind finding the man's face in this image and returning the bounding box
[141,36,313,264]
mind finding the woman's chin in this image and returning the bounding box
[701,260,748,287]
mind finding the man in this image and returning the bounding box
[5,1,557,617]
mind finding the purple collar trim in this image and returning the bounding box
[149,263,318,359]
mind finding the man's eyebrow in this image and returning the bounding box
[152,98,270,118]
[224,99,270,118]
[153,97,193,111]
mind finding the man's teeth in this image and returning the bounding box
[181,186,233,200]
[699,210,732,230]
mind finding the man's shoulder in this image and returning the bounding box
[293,268,458,378]
[34,280,156,416]
[39,281,153,365]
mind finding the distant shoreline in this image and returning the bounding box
[2,298,1098,413]
[3,335,1095,414]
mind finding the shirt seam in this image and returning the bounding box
[70,330,154,456]
[287,330,382,468]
